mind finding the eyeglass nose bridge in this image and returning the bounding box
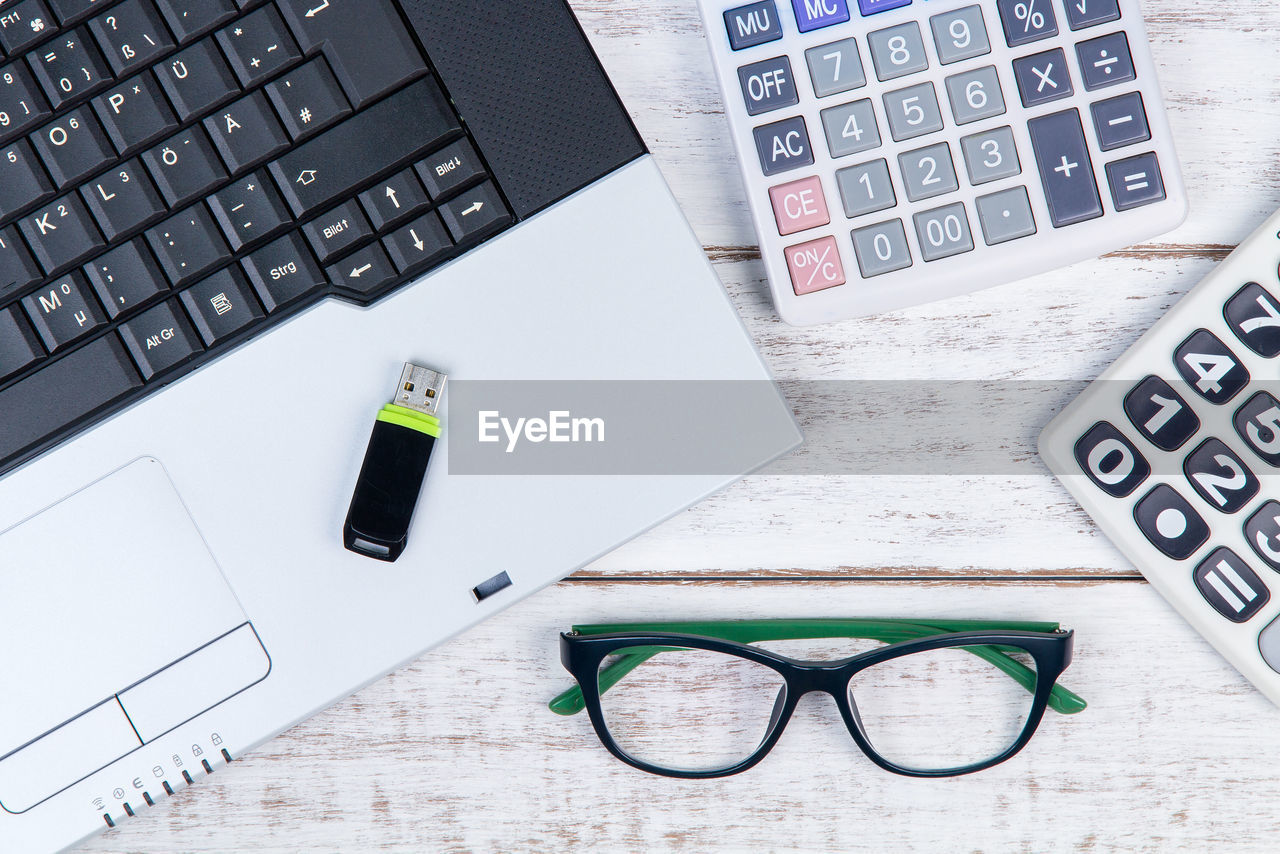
[782,662,855,703]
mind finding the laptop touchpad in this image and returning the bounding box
[0,458,269,813]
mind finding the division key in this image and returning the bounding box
[1028,109,1102,228]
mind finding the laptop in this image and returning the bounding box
[0,0,801,849]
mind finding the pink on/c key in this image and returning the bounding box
[784,235,845,295]
[768,175,830,236]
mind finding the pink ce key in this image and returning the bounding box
[784,236,845,295]
[768,175,830,235]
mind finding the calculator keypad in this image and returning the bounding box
[707,0,1183,321]
[1045,247,1280,690]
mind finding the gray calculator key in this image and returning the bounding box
[975,186,1036,244]
[929,6,991,64]
[753,116,814,176]
[821,99,881,158]
[1028,109,1102,227]
[898,142,958,202]
[724,1,784,50]
[913,202,974,261]
[996,0,1057,46]
[1013,49,1073,107]
[1105,152,1165,211]
[944,65,1006,125]
[868,22,929,82]
[851,219,912,277]
[1065,0,1120,30]
[960,126,1021,184]
[1076,32,1136,91]
[883,82,944,142]
[835,159,896,217]
[738,55,799,116]
[1091,92,1150,150]
[806,38,866,98]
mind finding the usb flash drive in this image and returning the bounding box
[344,363,447,562]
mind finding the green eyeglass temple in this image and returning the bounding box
[549,618,1087,717]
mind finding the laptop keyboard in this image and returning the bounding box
[0,0,515,476]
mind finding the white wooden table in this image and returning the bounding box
[85,1,1280,850]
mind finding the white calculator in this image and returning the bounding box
[697,0,1187,325]
[1040,210,1280,706]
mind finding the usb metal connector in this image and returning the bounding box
[343,362,448,562]
[395,363,448,416]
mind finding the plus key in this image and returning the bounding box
[1028,108,1102,227]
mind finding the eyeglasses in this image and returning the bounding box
[550,619,1085,778]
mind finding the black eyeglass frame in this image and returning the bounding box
[559,627,1075,779]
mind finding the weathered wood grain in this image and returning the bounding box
[80,581,1280,854]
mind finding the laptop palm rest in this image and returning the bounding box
[0,458,269,814]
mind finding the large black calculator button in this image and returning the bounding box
[1244,501,1280,571]
[1224,282,1280,358]
[1123,375,1198,451]
[1173,329,1248,405]
[1194,548,1269,623]
[1234,392,1280,467]
[1074,421,1149,497]
[1133,484,1209,560]
[1182,438,1258,514]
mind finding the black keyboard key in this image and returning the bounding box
[383,211,450,274]
[118,298,201,378]
[19,193,103,272]
[21,270,106,350]
[0,0,55,56]
[1073,420,1148,498]
[0,61,53,142]
[47,0,109,26]
[358,168,428,231]
[92,72,179,154]
[265,57,350,140]
[0,304,43,380]
[154,0,236,43]
[279,0,425,108]
[154,38,240,121]
[204,89,288,174]
[241,231,323,311]
[1184,437,1258,514]
[0,225,42,295]
[147,205,228,286]
[416,139,484,199]
[30,28,113,108]
[270,78,460,217]
[0,139,55,219]
[32,105,114,186]
[439,181,510,243]
[0,333,141,468]
[1027,109,1102,228]
[301,198,369,262]
[81,157,166,240]
[142,125,226,207]
[326,241,395,297]
[216,6,300,89]
[85,237,167,316]
[180,265,262,345]
[88,0,174,76]
[208,170,290,250]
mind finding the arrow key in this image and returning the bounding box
[439,181,511,244]
[327,242,396,297]
[383,211,451,274]
[358,169,428,231]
